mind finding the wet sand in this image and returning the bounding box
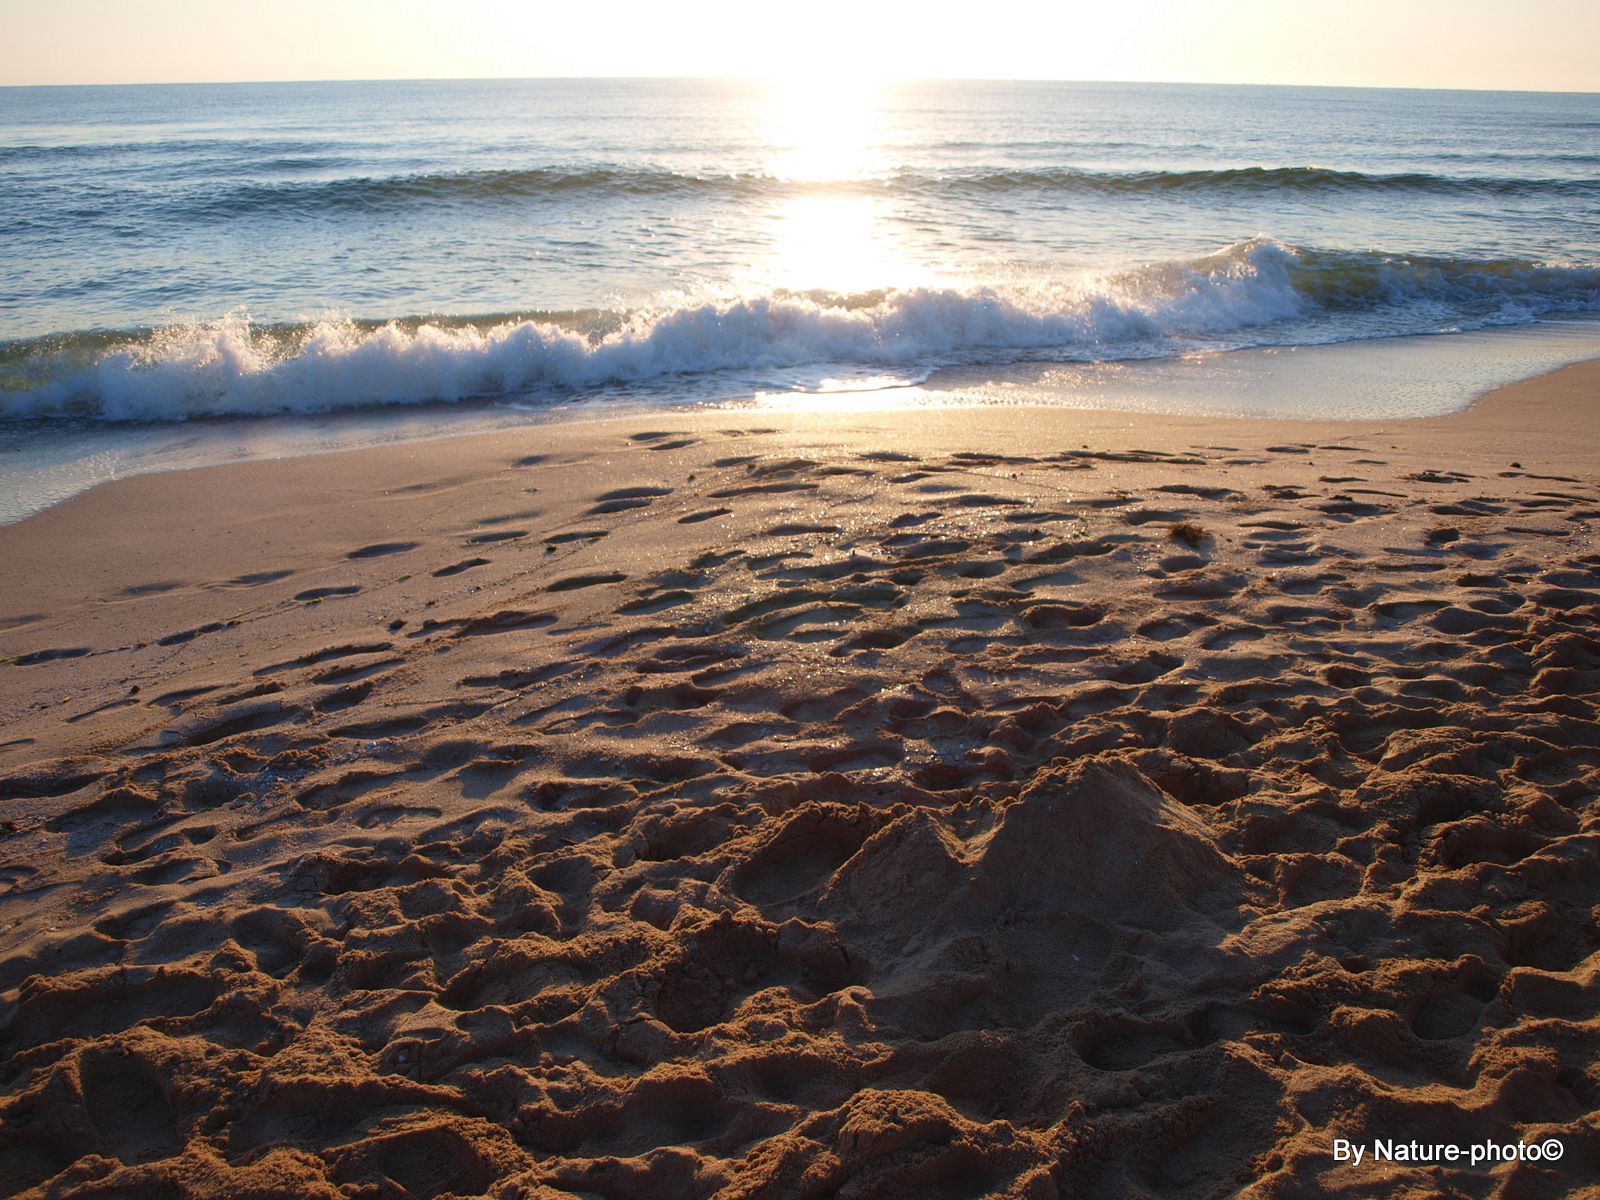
[0,360,1597,1198]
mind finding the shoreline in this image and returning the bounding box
[6,318,1600,528]
[0,355,1595,1197]
[4,355,1597,671]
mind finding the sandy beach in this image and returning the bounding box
[1,359,1598,1198]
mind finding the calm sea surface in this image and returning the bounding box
[2,79,1599,517]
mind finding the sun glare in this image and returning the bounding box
[760,194,903,294]
[764,74,882,183]
[751,76,930,295]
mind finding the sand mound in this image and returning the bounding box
[974,758,1234,923]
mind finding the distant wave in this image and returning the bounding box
[126,163,1600,221]
[936,166,1600,199]
[179,167,776,219]
[0,138,361,164]
[4,239,1598,423]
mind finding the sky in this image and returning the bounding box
[1,0,1597,92]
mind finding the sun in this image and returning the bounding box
[763,73,884,183]
[745,74,923,294]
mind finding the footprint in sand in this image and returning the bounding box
[254,642,393,675]
[464,529,527,545]
[157,621,230,645]
[80,1050,182,1164]
[223,569,295,587]
[588,485,673,515]
[11,646,92,665]
[546,572,628,592]
[346,541,419,559]
[293,585,361,602]
[1202,626,1266,650]
[618,589,695,613]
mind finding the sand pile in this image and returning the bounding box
[1,384,1598,1197]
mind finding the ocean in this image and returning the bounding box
[2,78,1599,521]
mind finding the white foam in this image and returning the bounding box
[1,241,1311,422]
[5,238,1596,423]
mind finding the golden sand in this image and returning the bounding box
[1,361,1597,1197]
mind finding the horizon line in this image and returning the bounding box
[2,75,1597,98]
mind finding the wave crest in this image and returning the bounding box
[140,163,1600,221]
[4,240,1597,423]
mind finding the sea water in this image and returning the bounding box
[2,79,1598,520]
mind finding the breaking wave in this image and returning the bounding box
[4,239,1598,423]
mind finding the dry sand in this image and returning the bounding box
[1,360,1598,1199]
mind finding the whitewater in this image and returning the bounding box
[2,78,1599,516]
